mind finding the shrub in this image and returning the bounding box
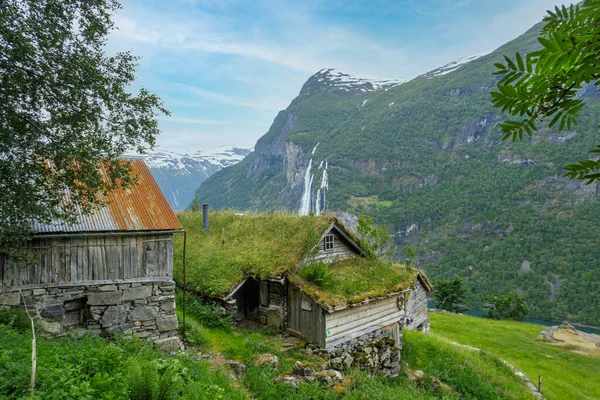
[484,292,528,321]
[433,277,467,312]
[177,291,232,330]
[178,319,208,347]
[0,308,31,332]
[300,262,333,287]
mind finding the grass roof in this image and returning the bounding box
[174,211,334,296]
[290,257,417,309]
[174,211,418,307]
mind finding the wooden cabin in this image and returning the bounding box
[0,160,182,351]
[179,212,432,373]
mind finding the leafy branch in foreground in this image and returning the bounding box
[491,0,600,182]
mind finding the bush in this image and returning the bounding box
[0,308,31,332]
[178,319,208,347]
[300,262,333,287]
[484,292,528,321]
[433,277,467,312]
[177,291,232,330]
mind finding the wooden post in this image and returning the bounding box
[182,231,187,340]
[538,375,542,394]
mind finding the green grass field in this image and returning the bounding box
[429,312,600,400]
[178,293,535,400]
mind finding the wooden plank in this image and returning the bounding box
[326,314,402,347]
[326,297,399,327]
[260,281,269,306]
[136,236,144,278]
[326,305,402,336]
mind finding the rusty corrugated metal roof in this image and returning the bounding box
[34,159,182,234]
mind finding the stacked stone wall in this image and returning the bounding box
[319,328,402,378]
[0,280,180,351]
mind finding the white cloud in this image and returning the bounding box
[160,116,231,125]
[109,0,568,152]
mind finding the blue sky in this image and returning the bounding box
[108,0,566,153]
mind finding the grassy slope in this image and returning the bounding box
[429,312,600,400]
[180,293,535,400]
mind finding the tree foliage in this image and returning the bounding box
[433,277,467,313]
[484,292,529,321]
[0,0,168,252]
[356,213,395,261]
[491,0,600,182]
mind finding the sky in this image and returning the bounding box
[107,0,567,154]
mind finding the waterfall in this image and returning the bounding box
[311,142,320,155]
[315,160,328,216]
[299,159,313,215]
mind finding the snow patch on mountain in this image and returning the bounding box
[422,53,489,78]
[144,146,252,210]
[315,68,406,92]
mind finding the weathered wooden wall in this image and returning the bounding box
[324,295,403,350]
[406,279,429,330]
[312,230,358,264]
[258,280,286,327]
[0,234,174,287]
[287,283,326,348]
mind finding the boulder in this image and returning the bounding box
[293,361,315,376]
[155,336,180,352]
[88,291,121,306]
[122,286,153,301]
[226,361,247,380]
[100,305,129,327]
[256,353,280,367]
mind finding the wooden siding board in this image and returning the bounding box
[325,296,404,348]
[0,234,174,286]
[287,283,326,348]
[406,281,429,329]
[313,230,358,264]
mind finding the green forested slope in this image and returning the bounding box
[194,22,600,325]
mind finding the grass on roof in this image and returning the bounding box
[174,211,334,296]
[290,257,416,308]
[174,211,418,307]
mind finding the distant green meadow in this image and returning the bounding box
[430,312,600,400]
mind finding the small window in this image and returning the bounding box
[324,234,334,251]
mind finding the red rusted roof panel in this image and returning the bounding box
[34,159,182,233]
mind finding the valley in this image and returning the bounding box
[191,21,600,327]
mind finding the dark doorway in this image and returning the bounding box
[236,278,260,321]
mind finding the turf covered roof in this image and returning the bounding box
[174,211,424,308]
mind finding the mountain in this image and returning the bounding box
[145,147,252,210]
[193,22,600,326]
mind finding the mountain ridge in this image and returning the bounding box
[145,147,252,210]
[192,21,600,326]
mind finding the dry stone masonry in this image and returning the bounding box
[308,328,402,378]
[0,279,180,352]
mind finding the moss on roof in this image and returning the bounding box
[174,211,419,307]
[290,258,417,309]
[174,211,334,296]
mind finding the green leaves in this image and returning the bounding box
[491,0,600,182]
[0,0,168,251]
[484,292,528,321]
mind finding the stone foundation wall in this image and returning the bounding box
[321,328,402,378]
[0,279,180,351]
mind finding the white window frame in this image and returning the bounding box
[324,234,334,251]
